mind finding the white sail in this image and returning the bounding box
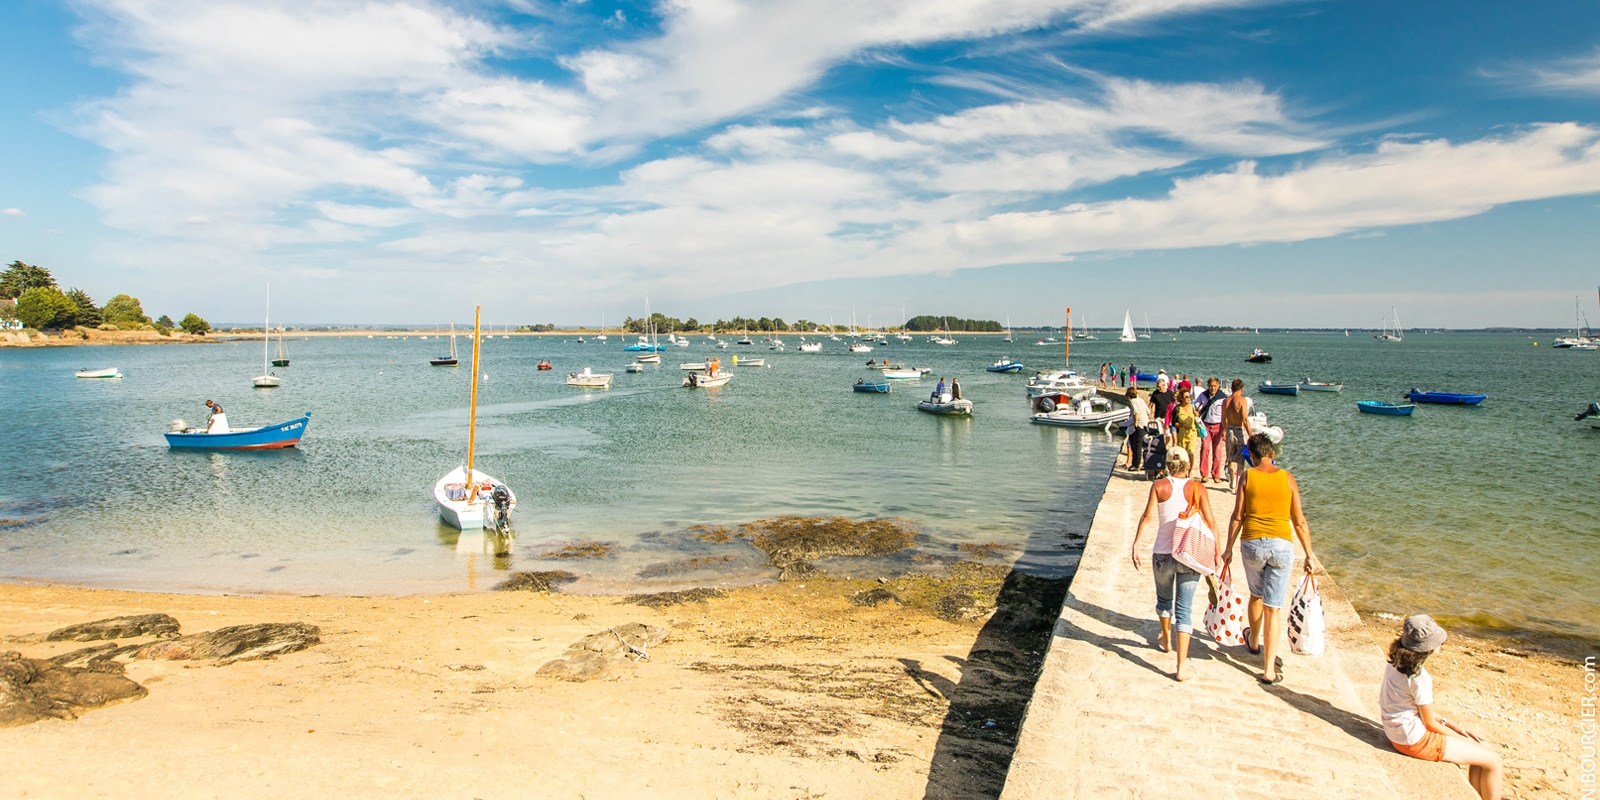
[1119,310,1137,342]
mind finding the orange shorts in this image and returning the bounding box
[1390,730,1446,762]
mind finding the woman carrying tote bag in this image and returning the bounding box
[1131,448,1219,682]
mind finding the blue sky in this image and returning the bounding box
[1,0,1598,327]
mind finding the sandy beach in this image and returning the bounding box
[0,570,1578,800]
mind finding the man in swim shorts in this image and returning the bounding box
[1220,379,1254,493]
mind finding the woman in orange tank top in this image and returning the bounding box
[1223,434,1319,684]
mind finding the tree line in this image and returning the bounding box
[0,261,210,335]
[612,313,1002,334]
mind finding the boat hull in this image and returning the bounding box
[430,358,458,366]
[853,382,891,393]
[986,361,1025,373]
[271,359,290,367]
[918,399,973,416]
[1358,401,1415,416]
[1030,407,1130,428]
[1297,383,1343,392]
[1245,355,1272,363]
[165,415,310,449]
[1404,390,1486,405]
[76,368,122,379]
[1257,383,1299,396]
[683,372,731,388]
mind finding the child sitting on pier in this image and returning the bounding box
[1379,615,1504,800]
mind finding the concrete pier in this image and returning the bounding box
[999,469,1476,800]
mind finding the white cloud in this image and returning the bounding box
[1,208,23,217]
[1519,47,1600,94]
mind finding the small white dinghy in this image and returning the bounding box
[1031,395,1130,428]
[683,370,732,388]
[918,394,973,416]
[625,362,645,373]
[434,307,515,534]
[76,368,122,379]
[434,465,516,531]
[567,367,613,388]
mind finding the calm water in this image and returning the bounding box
[1,332,1595,647]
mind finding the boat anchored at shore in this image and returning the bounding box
[434,307,515,533]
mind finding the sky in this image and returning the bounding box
[1,0,1598,328]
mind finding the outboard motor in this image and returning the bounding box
[170,419,187,433]
[489,484,514,535]
[1577,402,1600,422]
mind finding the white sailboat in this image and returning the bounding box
[594,312,608,343]
[1139,312,1152,339]
[252,285,281,388]
[1119,310,1138,343]
[1375,306,1404,341]
[1003,315,1013,343]
[434,306,516,531]
[898,303,913,341]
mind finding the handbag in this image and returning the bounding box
[1287,574,1326,656]
[1168,482,1218,576]
[1204,564,1249,647]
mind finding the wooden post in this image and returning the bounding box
[1065,307,1071,368]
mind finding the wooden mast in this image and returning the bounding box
[1065,307,1071,368]
[466,306,482,495]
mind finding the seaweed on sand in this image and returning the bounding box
[495,571,578,592]
[541,541,615,560]
[735,516,918,581]
[622,588,727,608]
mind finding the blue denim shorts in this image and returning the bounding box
[1241,537,1295,608]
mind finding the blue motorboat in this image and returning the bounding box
[165,413,311,450]
[986,359,1025,373]
[1257,382,1299,396]
[1404,389,1486,406]
[853,380,891,393]
[1357,401,1414,416]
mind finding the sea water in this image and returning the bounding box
[1,331,1594,648]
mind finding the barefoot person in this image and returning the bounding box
[1130,448,1218,681]
[1381,615,1504,799]
[1222,434,1317,684]
[1219,379,1253,492]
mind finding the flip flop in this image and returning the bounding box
[1242,627,1262,655]
[1258,657,1285,684]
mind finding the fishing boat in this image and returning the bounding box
[1575,402,1600,429]
[253,287,282,387]
[430,321,459,366]
[435,307,516,531]
[165,413,311,450]
[1031,395,1129,428]
[848,342,873,353]
[271,325,290,367]
[1257,382,1299,396]
[1358,401,1415,416]
[986,358,1025,373]
[683,361,731,388]
[882,368,922,379]
[1374,307,1404,341]
[566,367,613,388]
[637,352,661,364]
[75,368,121,379]
[1245,348,1272,363]
[1119,310,1138,343]
[736,358,765,367]
[853,380,891,393]
[1404,389,1486,406]
[625,362,645,373]
[536,361,552,370]
[798,339,822,353]
[918,397,973,416]
[1297,379,1343,392]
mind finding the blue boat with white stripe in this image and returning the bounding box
[165,413,311,450]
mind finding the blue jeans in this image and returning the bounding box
[1152,554,1201,633]
[1241,537,1295,609]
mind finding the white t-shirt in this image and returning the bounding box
[1378,663,1434,745]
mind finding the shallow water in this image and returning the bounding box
[1,331,1595,647]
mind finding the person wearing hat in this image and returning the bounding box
[1379,615,1503,799]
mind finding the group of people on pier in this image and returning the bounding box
[1120,370,1504,800]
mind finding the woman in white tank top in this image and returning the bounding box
[1131,447,1218,681]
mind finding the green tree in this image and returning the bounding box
[15,286,77,329]
[64,288,102,327]
[0,261,56,300]
[155,314,174,328]
[179,313,211,335]
[683,317,699,331]
[102,294,151,328]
